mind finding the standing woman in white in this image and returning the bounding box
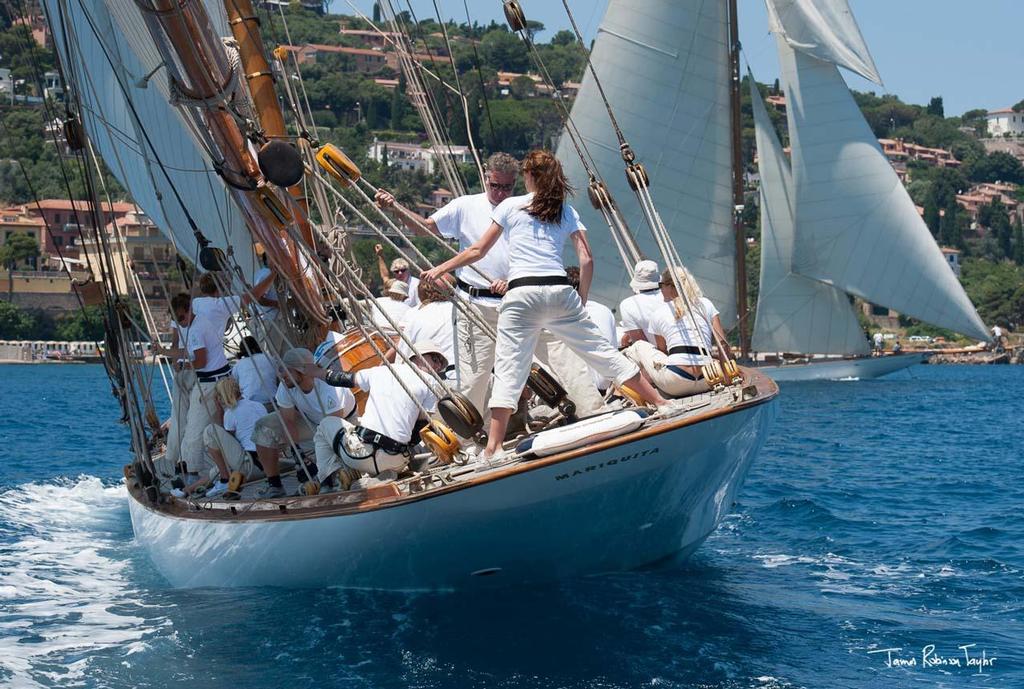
[422,150,666,457]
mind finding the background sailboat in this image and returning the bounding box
[560,0,989,382]
[752,0,988,380]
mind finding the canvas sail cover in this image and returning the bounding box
[42,0,256,277]
[770,27,989,341]
[749,80,868,355]
[765,0,882,85]
[556,0,736,325]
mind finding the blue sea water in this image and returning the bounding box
[0,363,1021,688]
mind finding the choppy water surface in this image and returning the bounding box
[0,363,1021,688]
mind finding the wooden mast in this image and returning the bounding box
[727,0,750,358]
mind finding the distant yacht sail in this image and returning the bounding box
[768,0,988,341]
[557,0,737,325]
[749,79,868,355]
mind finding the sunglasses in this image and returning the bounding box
[392,268,408,275]
[487,181,515,192]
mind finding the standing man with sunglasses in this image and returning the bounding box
[374,152,518,417]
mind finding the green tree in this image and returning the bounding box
[923,196,941,236]
[926,96,944,118]
[939,197,960,247]
[479,29,529,72]
[1013,216,1024,266]
[55,305,106,341]
[968,151,1024,185]
[0,301,38,339]
[0,232,40,298]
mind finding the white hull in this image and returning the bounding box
[129,396,776,589]
[756,353,926,382]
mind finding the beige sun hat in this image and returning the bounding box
[413,339,448,366]
[629,259,660,292]
[386,279,409,297]
[282,347,314,368]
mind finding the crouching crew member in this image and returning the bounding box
[252,348,356,498]
[311,341,448,487]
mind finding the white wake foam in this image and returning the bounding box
[0,477,167,688]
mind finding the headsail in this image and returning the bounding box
[750,79,868,355]
[765,0,881,85]
[43,0,256,277]
[769,2,989,341]
[556,0,736,325]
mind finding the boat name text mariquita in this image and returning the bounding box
[555,448,661,481]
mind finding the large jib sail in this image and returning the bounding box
[767,0,988,341]
[750,79,868,355]
[43,0,256,276]
[557,0,736,325]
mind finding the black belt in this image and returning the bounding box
[456,277,500,300]
[508,275,570,290]
[669,345,704,356]
[666,365,700,381]
[354,425,410,456]
[196,364,231,382]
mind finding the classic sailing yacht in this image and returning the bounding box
[561,0,989,382]
[36,0,778,587]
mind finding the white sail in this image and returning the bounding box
[775,40,989,341]
[749,80,868,355]
[765,0,882,85]
[43,0,256,277]
[556,0,736,325]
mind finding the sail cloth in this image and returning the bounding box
[765,0,882,86]
[775,38,988,341]
[556,0,737,325]
[749,80,868,356]
[42,0,256,278]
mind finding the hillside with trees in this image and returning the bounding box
[1,4,1022,334]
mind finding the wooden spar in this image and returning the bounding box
[727,0,750,359]
[223,0,315,248]
[139,0,326,324]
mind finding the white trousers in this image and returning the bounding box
[180,378,219,473]
[490,285,639,410]
[314,416,407,480]
[542,337,605,416]
[164,367,195,469]
[201,423,263,481]
[623,341,710,398]
[455,301,499,414]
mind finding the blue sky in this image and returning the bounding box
[338,0,1022,116]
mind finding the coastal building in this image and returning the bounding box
[494,71,554,98]
[985,108,1024,137]
[78,208,180,299]
[367,138,474,174]
[337,28,400,50]
[0,209,46,259]
[878,138,960,183]
[940,247,962,277]
[956,182,1022,226]
[11,199,136,258]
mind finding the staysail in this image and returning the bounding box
[557,0,736,325]
[42,0,256,277]
[768,0,989,341]
[749,79,868,355]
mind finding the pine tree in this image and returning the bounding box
[1013,216,1024,266]
[940,198,960,247]
[923,196,941,237]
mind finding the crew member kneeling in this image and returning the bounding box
[311,341,448,486]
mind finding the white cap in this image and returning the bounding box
[629,259,660,292]
[387,280,409,297]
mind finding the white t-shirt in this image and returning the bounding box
[404,276,421,307]
[371,296,411,330]
[431,192,509,304]
[585,299,618,389]
[223,398,269,451]
[355,364,438,444]
[191,294,242,332]
[491,193,585,281]
[252,266,279,319]
[993,325,1003,338]
[399,301,455,366]
[232,353,278,403]
[313,329,346,367]
[649,297,717,366]
[619,290,667,344]
[185,314,229,373]
[275,378,355,425]
[873,332,884,346]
